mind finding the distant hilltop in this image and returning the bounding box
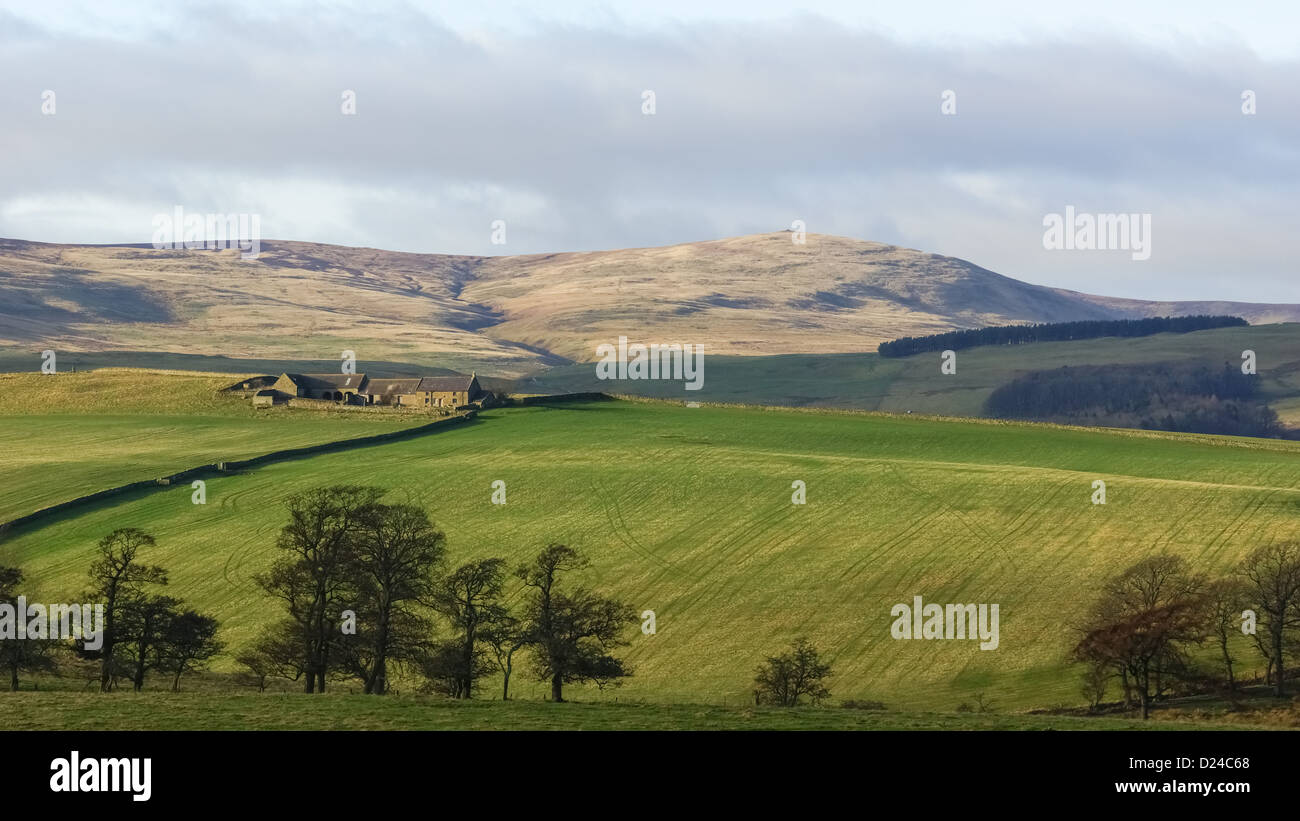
[3,233,1298,377]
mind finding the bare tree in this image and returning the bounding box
[84,529,168,692]
[1099,554,1204,613]
[516,544,635,702]
[159,610,223,691]
[0,566,57,690]
[753,637,833,706]
[345,502,446,694]
[256,486,380,693]
[1074,554,1207,719]
[1075,600,1206,719]
[236,624,306,691]
[117,594,180,692]
[118,592,183,691]
[430,558,509,698]
[417,640,495,698]
[482,615,527,700]
[1203,578,1249,693]
[1080,660,1109,711]
[1238,541,1300,697]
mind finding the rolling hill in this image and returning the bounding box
[521,322,1300,427]
[3,391,1295,711]
[4,233,1298,377]
[0,370,432,523]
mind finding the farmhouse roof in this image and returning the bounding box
[417,375,477,392]
[283,373,369,391]
[364,378,422,396]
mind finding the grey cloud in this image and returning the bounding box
[0,11,1297,300]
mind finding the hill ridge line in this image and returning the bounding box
[6,232,1299,371]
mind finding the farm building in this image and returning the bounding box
[363,373,484,407]
[222,375,279,397]
[248,371,488,409]
[415,373,482,408]
[363,377,422,407]
[251,389,280,407]
[271,373,369,403]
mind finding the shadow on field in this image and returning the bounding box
[0,411,487,541]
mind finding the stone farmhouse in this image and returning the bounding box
[247,372,487,409]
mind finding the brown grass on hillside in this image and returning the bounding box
[5,233,1296,373]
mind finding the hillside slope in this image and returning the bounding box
[524,323,1300,424]
[0,369,431,522]
[3,233,1298,375]
[3,399,1295,710]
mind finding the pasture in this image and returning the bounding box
[0,692,1259,731]
[0,370,429,523]
[526,323,1300,421]
[3,394,1298,711]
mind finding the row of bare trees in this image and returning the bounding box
[1074,542,1300,718]
[243,485,638,701]
[0,528,223,692]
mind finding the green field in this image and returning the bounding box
[0,692,1260,731]
[0,370,431,523]
[525,323,1300,422]
[3,393,1297,713]
[11,324,1300,424]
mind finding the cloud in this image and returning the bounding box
[1,9,1297,300]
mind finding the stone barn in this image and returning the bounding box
[416,373,483,408]
[252,389,280,407]
[362,378,422,407]
[272,373,369,403]
[249,370,485,409]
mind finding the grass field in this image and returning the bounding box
[10,323,1300,425]
[4,393,1298,713]
[525,323,1300,420]
[0,692,1263,731]
[0,370,431,523]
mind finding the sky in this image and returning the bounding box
[1,0,1297,301]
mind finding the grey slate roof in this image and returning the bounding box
[283,373,368,391]
[363,378,422,396]
[417,375,476,392]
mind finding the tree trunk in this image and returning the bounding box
[1275,630,1286,697]
[501,649,515,700]
[131,641,146,691]
[551,674,563,703]
[99,643,114,693]
[99,600,116,693]
[1138,663,1150,720]
[9,666,18,692]
[371,611,390,696]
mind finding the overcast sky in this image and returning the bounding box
[1,0,1297,301]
